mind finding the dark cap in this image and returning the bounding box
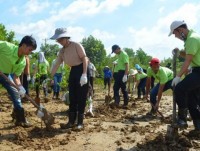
[111,44,120,53]
[149,58,160,65]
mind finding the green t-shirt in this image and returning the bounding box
[147,66,173,84]
[0,41,25,76]
[184,30,200,67]
[115,51,129,71]
[136,72,147,81]
[37,61,49,75]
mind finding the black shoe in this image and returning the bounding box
[176,108,188,129]
[60,112,76,129]
[14,108,31,128]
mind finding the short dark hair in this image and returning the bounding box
[19,35,37,50]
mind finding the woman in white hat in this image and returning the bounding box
[50,28,89,129]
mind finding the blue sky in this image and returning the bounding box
[1,0,200,60]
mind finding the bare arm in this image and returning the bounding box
[81,56,88,74]
[13,74,22,86]
[157,84,165,104]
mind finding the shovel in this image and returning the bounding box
[105,90,112,104]
[166,49,178,140]
[0,72,55,129]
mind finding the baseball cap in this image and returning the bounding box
[149,58,160,65]
[111,44,120,53]
[168,20,186,36]
[50,28,70,40]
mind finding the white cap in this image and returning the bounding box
[129,69,138,76]
[168,20,186,36]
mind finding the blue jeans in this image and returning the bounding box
[53,73,62,93]
[150,79,172,105]
[0,74,22,110]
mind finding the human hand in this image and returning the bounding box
[18,85,26,98]
[122,75,128,83]
[172,48,180,56]
[80,74,87,86]
[154,102,159,111]
[171,76,181,86]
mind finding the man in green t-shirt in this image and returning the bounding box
[145,58,173,114]
[169,20,200,132]
[111,45,129,107]
[0,35,37,127]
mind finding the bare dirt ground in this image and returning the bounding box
[0,86,200,151]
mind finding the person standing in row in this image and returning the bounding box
[103,66,112,94]
[35,52,49,100]
[111,44,129,107]
[20,55,31,97]
[169,20,200,132]
[51,52,64,100]
[50,28,89,129]
[134,65,147,100]
[88,59,96,94]
[0,35,37,127]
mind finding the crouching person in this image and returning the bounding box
[145,58,173,115]
[50,28,89,129]
[0,35,37,127]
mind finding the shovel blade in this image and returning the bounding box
[166,124,178,140]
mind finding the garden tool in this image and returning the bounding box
[105,90,112,104]
[166,49,178,140]
[0,72,55,129]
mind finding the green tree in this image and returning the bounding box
[0,24,18,44]
[40,43,60,58]
[123,47,135,58]
[81,35,106,66]
[135,48,152,65]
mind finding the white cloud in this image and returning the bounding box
[92,29,115,41]
[128,2,200,59]
[9,6,18,15]
[24,0,50,15]
[49,0,134,22]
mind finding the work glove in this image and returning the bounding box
[122,75,128,83]
[80,73,87,86]
[18,85,26,98]
[27,74,31,81]
[171,76,181,86]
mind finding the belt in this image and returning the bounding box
[192,67,200,73]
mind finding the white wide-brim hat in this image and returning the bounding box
[50,28,70,40]
[129,69,138,76]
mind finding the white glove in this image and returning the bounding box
[171,76,181,86]
[122,75,128,83]
[18,85,26,98]
[80,73,87,86]
[27,74,31,81]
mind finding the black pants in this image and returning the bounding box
[104,77,111,88]
[69,63,89,114]
[175,68,200,120]
[113,70,129,105]
[21,74,29,96]
[137,77,146,98]
[35,74,47,98]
